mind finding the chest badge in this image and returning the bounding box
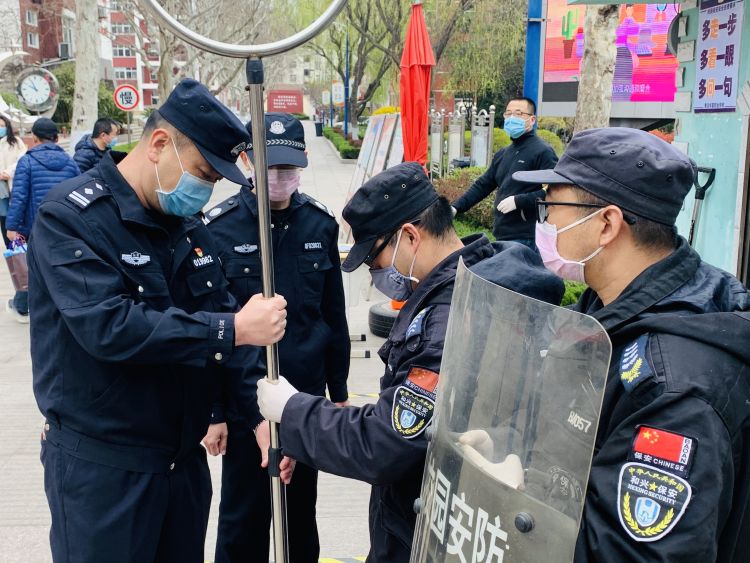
[121,251,151,267]
[192,247,215,268]
[234,243,258,254]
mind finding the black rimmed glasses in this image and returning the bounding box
[363,232,396,268]
[536,200,637,225]
[502,110,533,118]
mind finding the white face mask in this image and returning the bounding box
[535,209,604,283]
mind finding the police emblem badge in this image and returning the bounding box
[121,251,151,266]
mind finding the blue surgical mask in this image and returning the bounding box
[0,127,6,138]
[369,229,419,301]
[504,116,528,140]
[107,138,117,149]
[155,138,214,217]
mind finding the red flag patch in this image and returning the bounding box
[629,426,696,479]
[406,367,439,394]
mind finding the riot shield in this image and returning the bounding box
[411,261,612,563]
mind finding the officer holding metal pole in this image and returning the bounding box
[138,2,350,560]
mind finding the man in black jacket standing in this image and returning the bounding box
[73,117,120,173]
[451,97,557,249]
[513,127,750,562]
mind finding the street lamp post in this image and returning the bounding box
[344,25,350,137]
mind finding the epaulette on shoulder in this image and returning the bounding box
[301,193,335,218]
[66,180,110,210]
[619,334,657,393]
[203,195,241,224]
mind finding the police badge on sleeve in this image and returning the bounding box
[391,367,439,439]
[617,426,696,542]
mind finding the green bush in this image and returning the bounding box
[323,126,360,159]
[1,91,23,110]
[561,281,587,306]
[462,127,512,155]
[537,129,565,157]
[453,217,494,240]
[291,112,309,120]
[433,167,495,230]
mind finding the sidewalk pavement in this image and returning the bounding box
[0,121,389,562]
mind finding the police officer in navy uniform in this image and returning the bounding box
[28,79,290,563]
[256,162,564,562]
[204,113,350,563]
[509,127,750,561]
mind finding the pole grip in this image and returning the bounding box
[268,446,283,478]
[246,58,264,86]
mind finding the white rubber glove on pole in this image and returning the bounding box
[258,375,299,423]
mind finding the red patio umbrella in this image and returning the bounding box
[400,0,435,167]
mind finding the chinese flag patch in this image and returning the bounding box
[629,426,696,479]
[406,367,439,395]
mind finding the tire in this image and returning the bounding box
[369,301,399,338]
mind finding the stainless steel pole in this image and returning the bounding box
[246,58,288,563]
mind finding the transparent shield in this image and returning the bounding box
[412,261,612,563]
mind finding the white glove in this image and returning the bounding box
[451,206,458,218]
[496,196,517,214]
[257,375,299,423]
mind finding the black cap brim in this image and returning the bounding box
[512,169,576,186]
[247,146,308,168]
[340,236,378,273]
[198,146,250,187]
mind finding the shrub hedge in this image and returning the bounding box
[323,127,360,159]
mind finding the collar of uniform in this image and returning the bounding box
[240,184,305,218]
[389,234,494,340]
[575,236,701,335]
[98,152,171,230]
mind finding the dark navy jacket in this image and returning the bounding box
[28,153,265,473]
[205,187,350,426]
[279,235,564,563]
[73,134,108,173]
[452,131,558,242]
[8,143,80,237]
[570,237,750,562]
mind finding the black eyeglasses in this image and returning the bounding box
[536,200,637,225]
[503,110,533,118]
[364,232,396,268]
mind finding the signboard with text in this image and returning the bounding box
[267,89,304,113]
[694,0,744,113]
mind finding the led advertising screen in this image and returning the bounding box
[541,1,680,116]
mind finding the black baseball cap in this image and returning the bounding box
[513,127,696,226]
[341,162,438,272]
[158,78,250,186]
[32,118,58,140]
[246,113,308,168]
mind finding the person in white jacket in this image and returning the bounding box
[0,114,27,246]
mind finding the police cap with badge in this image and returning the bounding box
[341,162,438,272]
[245,112,308,168]
[513,126,696,226]
[158,78,251,187]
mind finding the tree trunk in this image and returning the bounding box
[573,5,619,133]
[157,27,175,103]
[71,0,100,143]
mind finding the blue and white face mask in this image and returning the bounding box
[369,229,420,301]
[155,137,214,217]
[0,127,7,138]
[503,116,529,139]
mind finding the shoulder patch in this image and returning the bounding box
[405,306,434,352]
[391,366,439,440]
[204,196,240,224]
[628,426,696,479]
[619,335,654,393]
[618,462,692,542]
[66,181,108,209]
[301,193,335,218]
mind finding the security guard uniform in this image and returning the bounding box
[29,151,265,561]
[205,185,350,562]
[569,237,750,562]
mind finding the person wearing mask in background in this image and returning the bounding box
[0,113,27,247]
[6,117,79,321]
[204,112,350,563]
[451,97,558,250]
[74,117,121,173]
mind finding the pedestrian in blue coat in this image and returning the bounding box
[6,118,79,320]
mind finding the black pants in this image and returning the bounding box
[215,423,320,563]
[41,439,212,563]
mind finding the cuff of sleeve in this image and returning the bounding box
[328,384,349,404]
[209,313,235,364]
[210,404,226,424]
